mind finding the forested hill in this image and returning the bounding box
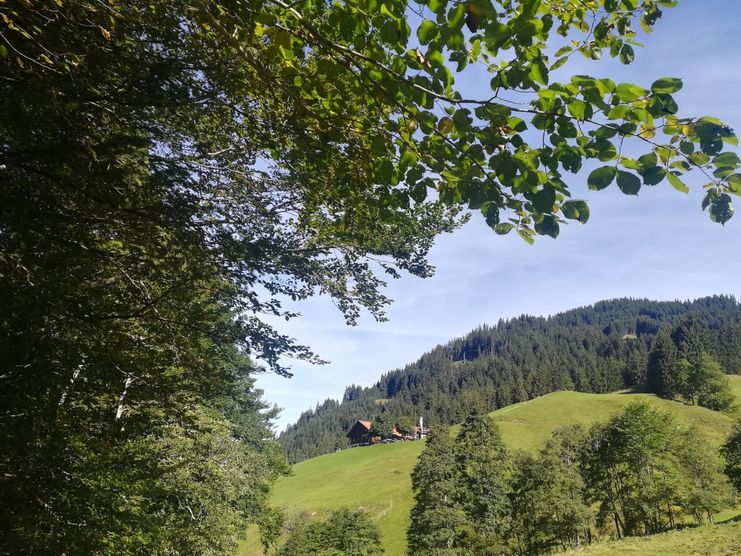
[279,296,741,462]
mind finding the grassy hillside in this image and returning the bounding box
[730,374,741,416]
[564,520,741,555]
[239,384,740,555]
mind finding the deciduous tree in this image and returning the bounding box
[721,422,741,493]
[408,428,468,555]
[510,428,591,553]
[454,412,512,553]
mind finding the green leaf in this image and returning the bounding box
[588,166,617,190]
[517,228,535,245]
[534,215,559,238]
[712,152,741,168]
[651,77,683,94]
[427,0,447,14]
[561,200,590,223]
[437,116,454,135]
[709,193,734,224]
[531,186,556,213]
[529,61,549,85]
[484,203,499,227]
[438,65,454,89]
[615,83,648,103]
[427,49,444,68]
[689,152,710,166]
[417,21,437,44]
[371,135,386,155]
[494,223,515,235]
[640,166,666,185]
[666,172,689,193]
[701,138,724,156]
[399,150,418,172]
[679,140,694,155]
[607,105,630,120]
[620,158,641,170]
[380,20,399,44]
[447,3,466,30]
[637,152,658,170]
[567,100,589,120]
[619,45,635,65]
[617,171,641,195]
[380,3,395,19]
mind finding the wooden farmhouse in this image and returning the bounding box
[346,419,376,446]
[346,419,429,447]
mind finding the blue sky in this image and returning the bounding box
[258,1,741,431]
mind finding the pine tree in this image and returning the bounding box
[671,316,714,365]
[623,343,648,388]
[646,330,680,398]
[717,324,741,374]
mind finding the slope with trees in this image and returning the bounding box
[244,389,738,556]
[280,296,741,462]
[646,316,735,410]
[3,0,740,553]
[407,402,737,554]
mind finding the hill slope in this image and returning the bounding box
[240,384,740,555]
[564,520,741,555]
[280,296,741,463]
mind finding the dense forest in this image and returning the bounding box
[280,295,741,462]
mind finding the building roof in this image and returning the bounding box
[357,419,372,430]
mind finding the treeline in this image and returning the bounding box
[408,403,739,555]
[276,508,383,556]
[280,296,741,462]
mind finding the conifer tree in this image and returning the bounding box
[717,324,741,375]
[646,330,680,398]
[647,318,734,409]
[671,316,714,365]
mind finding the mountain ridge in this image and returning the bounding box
[279,295,741,462]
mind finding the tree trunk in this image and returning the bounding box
[115,374,134,420]
[58,366,82,407]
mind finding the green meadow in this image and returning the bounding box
[565,519,741,555]
[239,380,741,555]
